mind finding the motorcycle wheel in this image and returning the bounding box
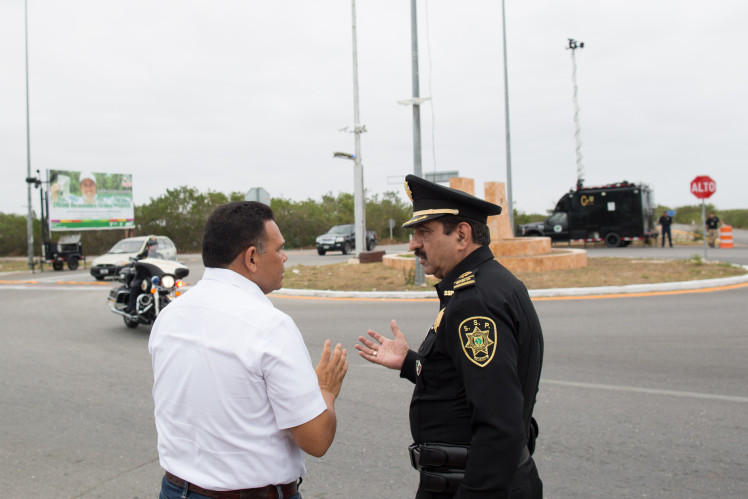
[123,316,139,329]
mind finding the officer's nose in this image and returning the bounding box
[409,235,421,252]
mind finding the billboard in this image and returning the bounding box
[47,169,135,231]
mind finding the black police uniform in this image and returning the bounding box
[400,175,544,498]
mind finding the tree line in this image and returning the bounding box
[1,190,746,257]
[0,187,414,256]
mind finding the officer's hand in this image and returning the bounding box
[315,340,348,399]
[355,319,409,370]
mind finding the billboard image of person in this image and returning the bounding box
[48,169,135,230]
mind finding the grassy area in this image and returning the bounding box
[281,257,747,292]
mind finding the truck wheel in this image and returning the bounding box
[605,233,621,248]
[67,257,79,271]
[342,242,351,255]
[52,261,64,271]
[123,316,139,329]
[317,248,326,256]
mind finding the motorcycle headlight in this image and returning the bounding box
[161,275,175,288]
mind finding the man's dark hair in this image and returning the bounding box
[202,201,274,268]
[439,215,491,245]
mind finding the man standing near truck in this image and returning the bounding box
[658,211,673,248]
[705,212,721,247]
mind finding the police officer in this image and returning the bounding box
[356,175,544,498]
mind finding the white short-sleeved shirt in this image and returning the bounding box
[148,267,326,491]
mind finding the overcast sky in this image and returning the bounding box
[1,0,746,218]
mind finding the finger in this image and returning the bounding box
[357,336,376,349]
[391,319,406,340]
[329,343,343,365]
[367,330,385,344]
[319,339,331,365]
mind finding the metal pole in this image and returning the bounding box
[351,0,366,256]
[410,0,425,285]
[568,38,584,189]
[702,200,707,261]
[501,0,514,232]
[25,0,35,272]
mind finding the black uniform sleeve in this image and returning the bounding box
[399,349,419,384]
[445,288,527,498]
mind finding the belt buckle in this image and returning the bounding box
[408,443,421,470]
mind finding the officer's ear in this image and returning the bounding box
[243,245,260,273]
[455,222,472,248]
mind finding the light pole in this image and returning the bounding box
[24,0,35,271]
[567,38,585,189]
[501,0,514,231]
[349,0,366,256]
[409,0,425,285]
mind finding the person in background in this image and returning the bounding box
[658,210,673,248]
[705,212,721,248]
[150,201,348,499]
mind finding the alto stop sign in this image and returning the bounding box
[690,176,716,199]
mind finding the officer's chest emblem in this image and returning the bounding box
[458,316,497,367]
[416,359,422,376]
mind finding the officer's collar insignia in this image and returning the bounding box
[416,359,422,376]
[459,316,497,367]
[453,271,475,290]
[404,179,413,202]
[443,289,454,296]
[433,308,445,332]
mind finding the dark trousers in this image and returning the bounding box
[414,458,542,499]
[661,227,672,247]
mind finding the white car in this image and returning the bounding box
[90,235,178,280]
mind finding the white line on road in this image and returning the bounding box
[542,379,748,403]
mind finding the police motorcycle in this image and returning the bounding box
[108,246,189,329]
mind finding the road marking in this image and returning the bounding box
[532,281,748,301]
[542,379,748,403]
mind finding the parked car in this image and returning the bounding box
[315,224,378,255]
[90,235,178,280]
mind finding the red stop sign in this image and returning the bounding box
[690,175,716,199]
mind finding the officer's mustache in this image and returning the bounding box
[414,249,427,260]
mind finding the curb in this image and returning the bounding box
[274,265,748,300]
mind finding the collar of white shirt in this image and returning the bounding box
[201,267,272,304]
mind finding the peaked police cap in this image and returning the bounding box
[402,174,502,228]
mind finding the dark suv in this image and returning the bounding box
[315,224,377,255]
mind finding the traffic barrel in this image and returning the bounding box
[719,225,733,249]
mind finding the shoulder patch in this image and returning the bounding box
[458,316,497,367]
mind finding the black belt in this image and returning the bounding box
[408,443,531,494]
[164,471,297,499]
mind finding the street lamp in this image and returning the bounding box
[567,38,585,189]
[343,0,367,257]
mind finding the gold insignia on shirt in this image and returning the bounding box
[459,316,497,367]
[453,271,475,290]
[433,308,445,332]
[443,290,454,296]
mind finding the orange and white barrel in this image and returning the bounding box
[719,225,733,249]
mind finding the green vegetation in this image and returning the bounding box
[0,187,412,257]
[2,191,745,258]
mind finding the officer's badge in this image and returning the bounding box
[404,179,413,202]
[416,359,422,376]
[459,316,497,367]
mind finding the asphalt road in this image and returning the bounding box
[2,264,747,497]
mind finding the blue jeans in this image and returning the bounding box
[159,476,302,499]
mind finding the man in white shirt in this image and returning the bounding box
[149,201,348,499]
